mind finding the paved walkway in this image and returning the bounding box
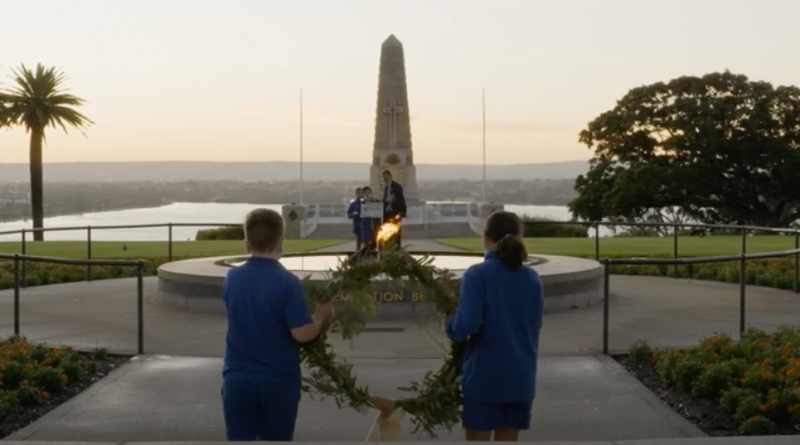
[5,355,702,442]
[2,275,799,357]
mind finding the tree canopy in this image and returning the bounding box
[569,71,800,228]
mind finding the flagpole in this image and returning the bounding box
[300,89,304,205]
[482,87,487,203]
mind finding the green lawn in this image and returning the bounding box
[0,239,346,259]
[438,236,800,257]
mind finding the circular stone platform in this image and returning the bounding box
[156,252,603,319]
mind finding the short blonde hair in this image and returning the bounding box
[244,208,284,253]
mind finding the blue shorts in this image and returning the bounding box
[222,374,301,441]
[462,399,533,431]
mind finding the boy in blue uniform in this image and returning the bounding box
[346,187,364,250]
[360,187,380,251]
[221,208,334,441]
[446,211,544,442]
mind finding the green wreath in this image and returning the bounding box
[299,245,465,436]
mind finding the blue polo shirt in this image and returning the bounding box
[446,251,544,404]
[222,256,312,384]
[347,199,362,231]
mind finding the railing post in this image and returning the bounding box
[137,260,145,355]
[20,229,27,288]
[740,226,747,255]
[602,259,610,355]
[673,223,679,278]
[87,226,92,282]
[13,254,21,335]
[168,223,173,262]
[739,253,746,335]
[794,230,799,294]
[594,223,600,261]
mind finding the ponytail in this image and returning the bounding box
[495,234,528,270]
[484,211,528,270]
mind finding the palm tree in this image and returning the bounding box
[3,64,93,241]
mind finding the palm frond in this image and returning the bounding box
[3,63,93,135]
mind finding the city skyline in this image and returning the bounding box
[1,0,799,165]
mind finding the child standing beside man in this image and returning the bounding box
[221,208,334,441]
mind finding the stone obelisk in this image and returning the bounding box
[371,35,419,201]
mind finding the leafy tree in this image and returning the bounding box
[570,71,800,228]
[2,64,93,241]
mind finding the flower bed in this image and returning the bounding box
[0,337,129,439]
[605,254,798,291]
[619,328,800,436]
[0,257,176,290]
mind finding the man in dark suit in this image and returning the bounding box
[381,170,406,248]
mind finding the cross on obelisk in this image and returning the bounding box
[382,97,403,148]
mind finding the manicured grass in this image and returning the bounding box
[0,239,346,259]
[438,236,800,257]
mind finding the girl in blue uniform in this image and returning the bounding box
[446,211,544,441]
[359,187,379,251]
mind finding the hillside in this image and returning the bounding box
[0,161,588,182]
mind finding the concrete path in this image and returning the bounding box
[2,275,799,357]
[5,439,800,445]
[4,355,702,442]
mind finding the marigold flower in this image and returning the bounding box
[20,380,28,387]
[60,374,68,383]
[41,391,50,399]
[41,358,52,366]
[52,348,61,355]
[24,363,33,370]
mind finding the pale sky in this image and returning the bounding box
[1,0,799,165]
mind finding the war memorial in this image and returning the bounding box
[156,35,604,319]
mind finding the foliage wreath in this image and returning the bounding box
[299,245,465,436]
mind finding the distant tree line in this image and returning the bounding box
[0,179,578,223]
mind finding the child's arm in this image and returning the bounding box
[285,277,331,343]
[445,268,486,342]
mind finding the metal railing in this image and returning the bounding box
[0,219,798,292]
[599,247,800,354]
[0,253,146,354]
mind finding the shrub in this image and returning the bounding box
[628,340,653,363]
[0,337,114,423]
[522,217,589,238]
[195,226,244,240]
[629,327,800,435]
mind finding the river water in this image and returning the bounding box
[0,202,611,241]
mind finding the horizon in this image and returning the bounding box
[2,0,800,165]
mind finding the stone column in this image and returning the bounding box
[282,204,307,239]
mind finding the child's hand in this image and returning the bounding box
[314,301,335,321]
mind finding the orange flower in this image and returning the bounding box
[24,363,33,370]
[789,405,800,414]
[41,358,52,366]
[20,379,28,387]
[41,391,50,399]
[60,374,68,383]
[51,348,61,355]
